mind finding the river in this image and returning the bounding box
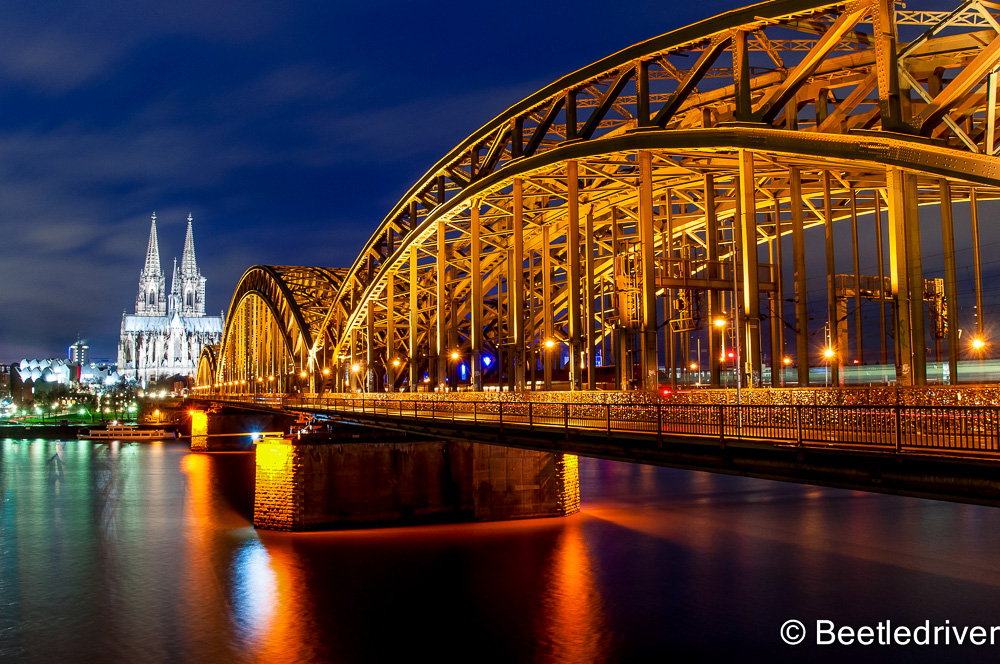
[2,438,1000,663]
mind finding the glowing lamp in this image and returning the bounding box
[714,318,726,328]
[823,347,835,359]
[545,339,555,349]
[450,351,459,360]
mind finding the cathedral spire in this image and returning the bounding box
[181,213,198,277]
[143,212,162,277]
[136,212,166,316]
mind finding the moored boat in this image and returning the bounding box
[77,423,175,440]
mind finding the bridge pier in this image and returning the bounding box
[188,406,300,451]
[253,435,579,531]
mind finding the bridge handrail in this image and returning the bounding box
[199,394,1000,459]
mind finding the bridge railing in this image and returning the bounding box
[202,394,1000,458]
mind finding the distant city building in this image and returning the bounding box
[9,357,122,405]
[68,336,89,364]
[118,213,225,386]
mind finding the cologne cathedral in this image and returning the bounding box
[118,213,225,386]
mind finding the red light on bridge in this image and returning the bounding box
[727,352,734,359]
[661,388,672,397]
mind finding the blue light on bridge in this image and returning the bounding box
[483,356,492,367]
[459,364,467,379]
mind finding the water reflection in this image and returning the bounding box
[536,518,609,663]
[5,441,1000,663]
[230,538,276,645]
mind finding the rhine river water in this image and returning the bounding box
[3,438,1000,663]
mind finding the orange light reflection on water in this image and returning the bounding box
[181,452,319,662]
[251,539,322,663]
[536,517,609,663]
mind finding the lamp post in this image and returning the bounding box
[714,317,727,388]
[449,350,460,392]
[351,363,362,393]
[971,335,987,381]
[823,346,836,387]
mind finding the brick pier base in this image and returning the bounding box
[253,438,579,531]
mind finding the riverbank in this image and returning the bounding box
[0,423,181,440]
[1,423,90,439]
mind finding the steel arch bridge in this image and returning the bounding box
[199,0,1000,396]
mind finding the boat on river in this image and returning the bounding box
[77,423,175,440]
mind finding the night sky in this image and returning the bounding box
[0,0,981,364]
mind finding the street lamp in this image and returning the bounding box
[823,347,836,387]
[351,363,363,392]
[714,317,728,387]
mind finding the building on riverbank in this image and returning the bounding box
[117,213,225,387]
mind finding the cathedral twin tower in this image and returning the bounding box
[118,213,225,386]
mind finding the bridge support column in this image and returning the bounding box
[738,150,762,387]
[585,208,597,390]
[436,218,448,392]
[638,150,659,391]
[939,181,959,384]
[566,161,583,391]
[409,247,419,391]
[887,167,919,386]
[471,201,484,391]
[386,271,395,391]
[366,304,376,392]
[822,172,840,386]
[905,173,926,385]
[513,178,526,391]
[350,329,359,392]
[542,225,553,390]
[790,167,810,386]
[768,233,781,388]
[706,174,722,388]
[972,189,984,343]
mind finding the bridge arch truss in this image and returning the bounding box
[205,0,1000,394]
[196,265,347,394]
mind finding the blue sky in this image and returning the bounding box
[0,0,978,364]
[1,0,746,362]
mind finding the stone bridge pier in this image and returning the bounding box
[186,403,579,531]
[254,435,579,531]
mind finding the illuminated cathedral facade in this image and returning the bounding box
[118,213,225,386]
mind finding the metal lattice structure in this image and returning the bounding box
[201,0,1000,395]
[198,266,346,392]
